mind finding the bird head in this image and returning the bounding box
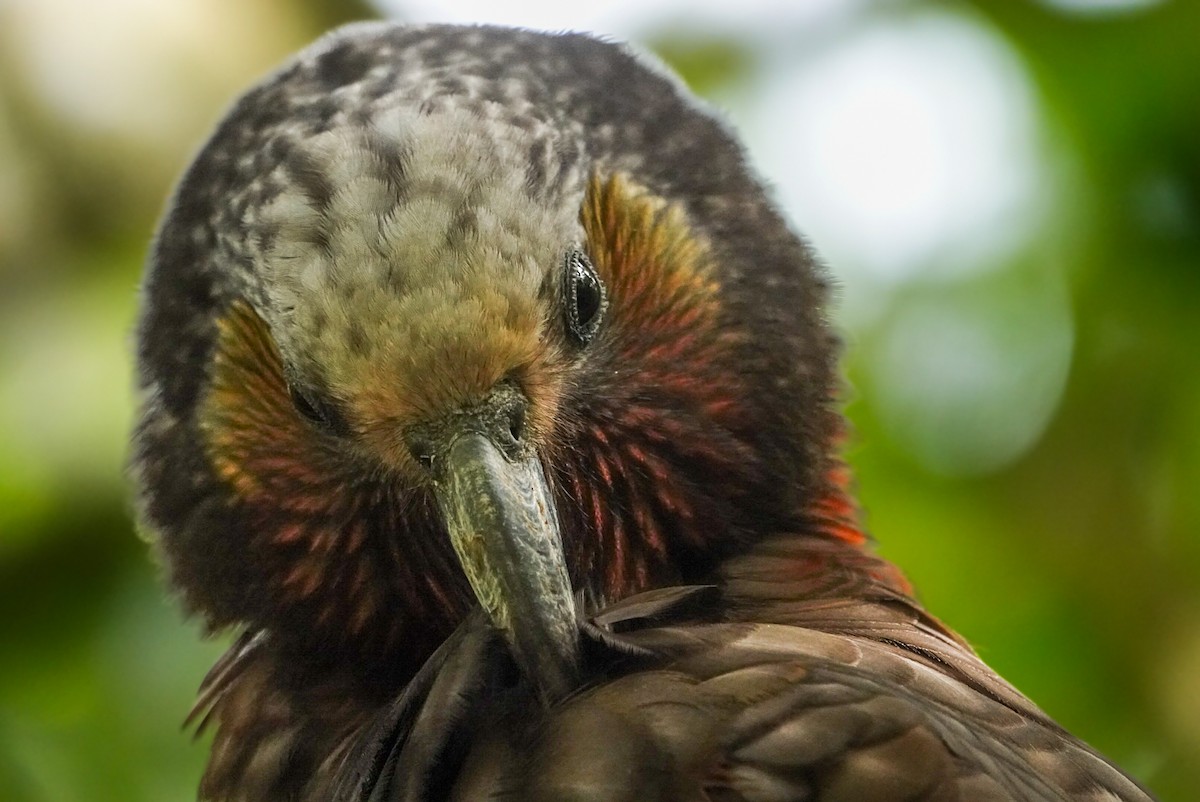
[133,23,843,699]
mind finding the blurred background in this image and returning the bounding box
[0,0,1196,799]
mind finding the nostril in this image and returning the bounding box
[508,403,526,444]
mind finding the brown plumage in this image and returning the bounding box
[131,22,1156,802]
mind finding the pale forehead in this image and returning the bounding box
[247,104,584,387]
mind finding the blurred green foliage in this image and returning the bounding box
[0,1,1195,800]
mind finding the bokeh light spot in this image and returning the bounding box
[866,269,1074,475]
[748,11,1047,309]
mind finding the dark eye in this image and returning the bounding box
[563,247,606,345]
[289,384,337,430]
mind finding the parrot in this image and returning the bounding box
[130,21,1156,802]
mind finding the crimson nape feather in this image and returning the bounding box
[131,21,1156,802]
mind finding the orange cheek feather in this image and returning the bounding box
[198,304,469,653]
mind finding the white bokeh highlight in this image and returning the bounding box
[867,273,1075,475]
[746,13,1046,290]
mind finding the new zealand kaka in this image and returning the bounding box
[131,22,1156,802]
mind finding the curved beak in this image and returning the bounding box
[430,430,579,705]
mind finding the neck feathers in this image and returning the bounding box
[719,443,914,610]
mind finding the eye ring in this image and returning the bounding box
[563,247,606,345]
